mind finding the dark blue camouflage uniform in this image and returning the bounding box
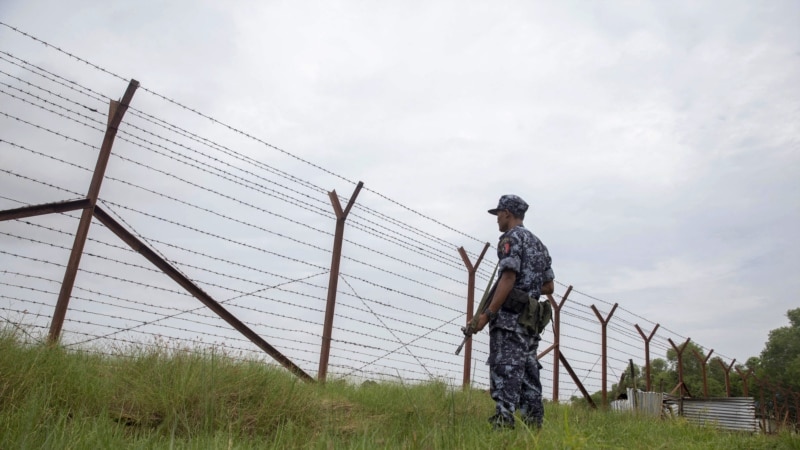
[486,195,554,428]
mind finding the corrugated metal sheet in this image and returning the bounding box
[636,390,665,417]
[681,397,758,433]
[610,388,663,418]
[609,398,631,411]
[611,390,759,433]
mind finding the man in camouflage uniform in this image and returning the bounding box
[473,194,554,430]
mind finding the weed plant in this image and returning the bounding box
[0,328,797,449]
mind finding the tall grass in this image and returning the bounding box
[0,328,796,449]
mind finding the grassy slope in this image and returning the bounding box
[0,331,797,449]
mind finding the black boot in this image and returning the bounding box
[488,413,515,430]
[521,416,542,430]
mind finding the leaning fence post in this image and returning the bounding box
[48,79,139,344]
[317,181,363,383]
[458,243,490,390]
[691,347,714,398]
[591,303,618,406]
[715,358,736,397]
[549,285,571,402]
[93,206,314,382]
[559,351,597,408]
[634,323,660,392]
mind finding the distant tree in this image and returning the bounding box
[643,342,734,397]
[745,356,761,372]
[649,358,676,393]
[758,308,800,393]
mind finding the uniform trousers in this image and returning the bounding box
[488,323,543,426]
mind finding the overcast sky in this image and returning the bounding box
[2,0,799,367]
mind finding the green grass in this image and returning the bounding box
[1,329,797,449]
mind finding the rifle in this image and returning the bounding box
[455,263,498,355]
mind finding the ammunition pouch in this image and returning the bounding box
[502,289,530,314]
[499,288,554,334]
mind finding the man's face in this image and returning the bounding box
[496,210,512,232]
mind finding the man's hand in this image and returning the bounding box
[474,312,489,332]
[541,280,555,296]
[463,311,490,336]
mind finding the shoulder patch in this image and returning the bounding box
[499,237,511,256]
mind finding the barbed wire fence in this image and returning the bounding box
[0,21,777,407]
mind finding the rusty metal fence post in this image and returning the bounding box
[755,374,767,425]
[0,78,316,383]
[458,243,490,389]
[716,358,736,397]
[49,79,139,344]
[635,323,660,392]
[691,347,714,397]
[591,303,618,406]
[668,338,692,397]
[735,366,753,397]
[532,286,594,408]
[92,207,314,382]
[549,285,571,402]
[775,384,788,427]
[318,182,363,383]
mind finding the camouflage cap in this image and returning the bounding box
[488,194,529,216]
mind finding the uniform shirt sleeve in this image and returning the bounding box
[496,231,523,276]
[491,230,524,331]
[529,238,554,296]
